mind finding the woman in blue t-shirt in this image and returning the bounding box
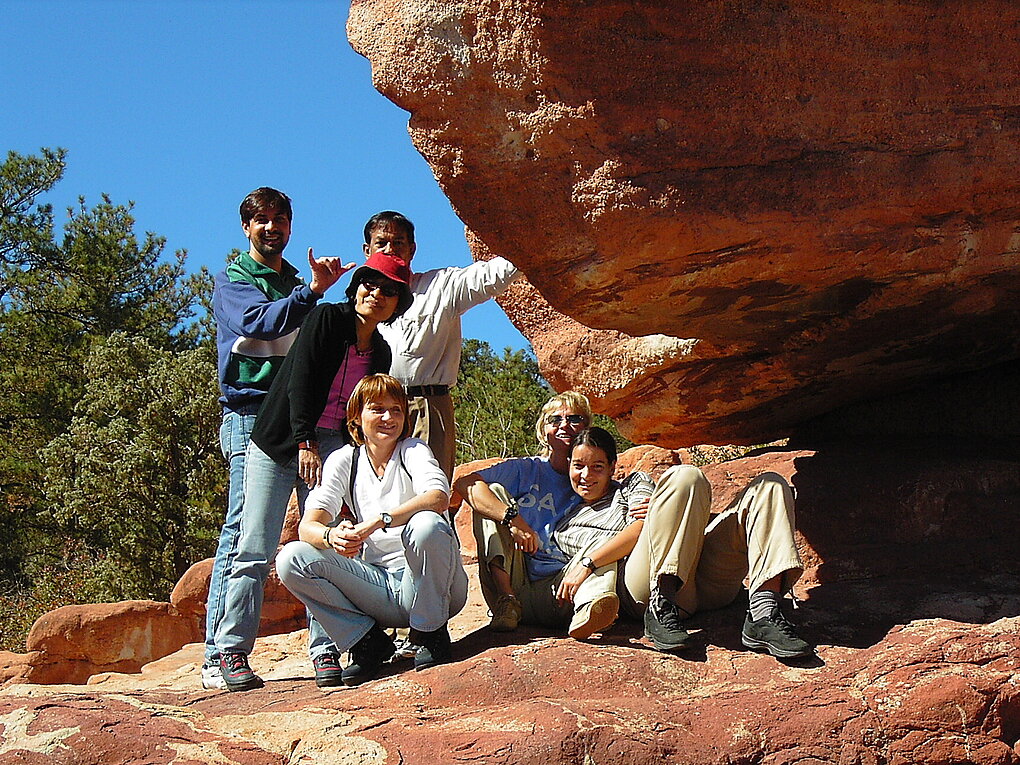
[455,391,592,631]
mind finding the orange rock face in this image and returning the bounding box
[23,601,200,683]
[348,0,1020,446]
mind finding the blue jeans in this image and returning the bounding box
[276,512,468,655]
[204,408,258,664]
[214,435,344,657]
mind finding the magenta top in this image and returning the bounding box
[316,345,374,431]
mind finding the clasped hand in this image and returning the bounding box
[555,564,591,604]
[325,519,376,558]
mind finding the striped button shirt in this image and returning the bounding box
[553,471,655,558]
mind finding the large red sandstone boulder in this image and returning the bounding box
[21,601,200,684]
[0,652,38,687]
[2,615,1018,764]
[615,443,681,480]
[348,0,1020,446]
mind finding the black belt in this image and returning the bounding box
[406,385,450,397]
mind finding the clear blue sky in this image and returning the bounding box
[2,0,528,352]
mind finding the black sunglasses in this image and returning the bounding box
[545,414,587,427]
[360,278,400,298]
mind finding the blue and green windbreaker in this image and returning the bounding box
[213,251,321,410]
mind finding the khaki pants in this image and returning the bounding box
[596,465,802,618]
[407,393,456,481]
[473,484,614,628]
[475,468,802,628]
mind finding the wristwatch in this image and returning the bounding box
[380,512,393,529]
[580,556,598,573]
[501,500,519,527]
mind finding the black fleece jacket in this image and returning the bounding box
[250,301,391,465]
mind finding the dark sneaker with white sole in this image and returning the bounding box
[643,588,690,652]
[741,610,813,658]
[312,651,345,688]
[219,651,264,692]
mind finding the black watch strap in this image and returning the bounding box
[501,501,519,527]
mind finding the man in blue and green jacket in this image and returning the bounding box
[203,187,349,689]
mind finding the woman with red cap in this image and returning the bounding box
[214,251,413,692]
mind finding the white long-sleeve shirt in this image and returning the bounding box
[379,257,519,387]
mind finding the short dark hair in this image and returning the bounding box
[363,211,415,244]
[240,187,293,225]
[569,426,618,464]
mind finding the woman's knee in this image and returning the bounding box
[275,540,318,585]
[652,465,711,512]
[746,472,795,511]
[658,464,709,493]
[403,511,451,544]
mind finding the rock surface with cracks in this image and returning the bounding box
[3,446,1020,764]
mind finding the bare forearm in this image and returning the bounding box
[455,473,511,521]
[298,508,338,549]
[387,489,449,526]
[590,522,643,567]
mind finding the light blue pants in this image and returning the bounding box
[214,436,343,657]
[277,512,468,655]
[204,407,257,664]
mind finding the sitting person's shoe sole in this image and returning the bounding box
[740,611,812,659]
[568,593,620,640]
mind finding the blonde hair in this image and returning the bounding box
[345,374,411,445]
[534,390,593,456]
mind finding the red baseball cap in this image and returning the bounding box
[345,251,413,320]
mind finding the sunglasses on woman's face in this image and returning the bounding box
[361,279,400,298]
[545,414,587,427]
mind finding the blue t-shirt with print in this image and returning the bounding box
[478,456,581,580]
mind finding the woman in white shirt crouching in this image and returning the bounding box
[277,373,468,687]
